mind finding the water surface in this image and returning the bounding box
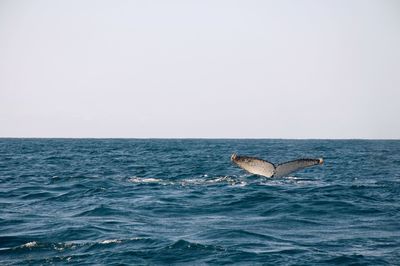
[0,139,399,265]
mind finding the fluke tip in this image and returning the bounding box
[231,153,237,161]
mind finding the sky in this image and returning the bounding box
[0,0,399,139]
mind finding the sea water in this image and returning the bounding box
[0,139,399,265]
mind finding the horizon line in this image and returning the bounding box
[0,137,399,141]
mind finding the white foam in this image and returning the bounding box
[182,176,248,187]
[22,241,38,248]
[54,246,64,251]
[232,181,248,187]
[128,177,162,183]
[100,239,121,244]
[128,175,248,187]
[129,237,143,241]
[212,176,230,183]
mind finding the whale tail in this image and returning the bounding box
[231,153,275,177]
[231,153,323,177]
[274,158,323,177]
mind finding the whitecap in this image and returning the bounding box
[129,237,143,241]
[179,175,247,187]
[100,239,121,244]
[128,177,162,183]
[22,241,38,248]
[232,181,248,187]
[285,176,300,180]
[128,175,247,187]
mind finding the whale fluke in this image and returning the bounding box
[274,158,323,177]
[231,153,323,177]
[230,154,275,177]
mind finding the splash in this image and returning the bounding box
[128,175,247,187]
[100,239,122,244]
[128,177,163,183]
[22,241,38,248]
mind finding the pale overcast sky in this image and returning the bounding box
[0,0,399,138]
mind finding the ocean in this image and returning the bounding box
[0,139,399,265]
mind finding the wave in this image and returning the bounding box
[1,234,396,265]
[127,175,247,186]
[73,205,126,217]
[127,175,319,187]
[21,241,38,248]
[128,177,164,183]
[0,237,157,253]
[166,239,226,252]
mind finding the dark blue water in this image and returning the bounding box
[1,139,399,265]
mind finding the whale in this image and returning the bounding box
[231,153,323,177]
